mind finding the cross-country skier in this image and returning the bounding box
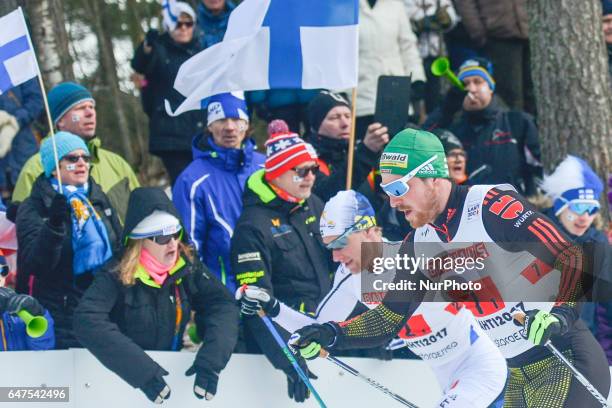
[289,129,611,407]
[237,189,508,407]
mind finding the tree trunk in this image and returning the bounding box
[0,1,18,17]
[25,0,74,88]
[528,0,612,211]
[85,0,135,164]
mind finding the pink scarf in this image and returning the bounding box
[139,248,177,285]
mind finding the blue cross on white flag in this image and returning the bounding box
[0,8,38,95]
[161,0,179,32]
[166,0,359,116]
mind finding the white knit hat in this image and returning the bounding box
[128,210,182,239]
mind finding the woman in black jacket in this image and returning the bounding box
[16,131,122,349]
[74,187,239,404]
[131,2,204,183]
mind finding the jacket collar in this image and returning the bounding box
[135,256,187,289]
[245,169,305,213]
[192,133,256,172]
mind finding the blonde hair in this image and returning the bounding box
[117,240,194,286]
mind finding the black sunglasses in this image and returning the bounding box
[148,231,182,245]
[294,164,319,178]
[176,21,194,29]
[63,154,91,164]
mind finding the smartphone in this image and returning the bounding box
[374,75,412,138]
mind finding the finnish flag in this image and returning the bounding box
[166,0,359,116]
[0,8,38,95]
[161,0,179,32]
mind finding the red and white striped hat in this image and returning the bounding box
[264,132,318,181]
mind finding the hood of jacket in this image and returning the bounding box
[192,133,258,172]
[122,187,182,242]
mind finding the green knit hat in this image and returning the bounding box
[379,128,449,178]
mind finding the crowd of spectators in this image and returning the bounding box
[0,0,610,404]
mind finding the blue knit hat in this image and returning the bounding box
[207,92,249,126]
[458,58,496,91]
[48,82,95,125]
[40,131,90,177]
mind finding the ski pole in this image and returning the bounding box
[324,352,419,408]
[259,313,328,408]
[514,313,609,407]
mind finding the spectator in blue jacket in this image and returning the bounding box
[247,89,320,133]
[0,78,43,196]
[0,286,55,351]
[173,93,265,292]
[197,0,236,48]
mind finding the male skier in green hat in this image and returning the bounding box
[290,128,610,407]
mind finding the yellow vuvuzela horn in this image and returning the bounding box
[431,57,464,91]
[17,310,48,338]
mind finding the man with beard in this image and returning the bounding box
[290,128,610,408]
[306,91,389,202]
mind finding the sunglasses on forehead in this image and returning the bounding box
[147,230,182,245]
[63,154,91,164]
[380,155,438,198]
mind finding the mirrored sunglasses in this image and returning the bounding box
[326,218,371,250]
[148,230,182,245]
[568,201,599,216]
[380,155,438,198]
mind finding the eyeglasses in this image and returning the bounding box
[294,164,319,178]
[326,218,372,250]
[568,200,600,216]
[380,155,438,198]
[63,154,91,164]
[148,231,182,245]
[447,151,466,159]
[176,21,194,29]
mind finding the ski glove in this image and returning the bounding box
[185,364,218,400]
[285,356,317,403]
[140,368,171,404]
[524,309,568,346]
[0,287,44,316]
[289,323,337,360]
[234,285,280,317]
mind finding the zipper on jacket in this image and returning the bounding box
[218,256,227,286]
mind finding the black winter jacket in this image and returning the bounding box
[307,133,379,203]
[73,256,239,389]
[131,32,204,153]
[424,98,542,195]
[15,175,122,349]
[230,169,333,373]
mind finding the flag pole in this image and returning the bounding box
[18,7,63,193]
[346,87,357,189]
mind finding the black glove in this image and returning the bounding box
[0,287,44,316]
[140,368,171,404]
[185,364,218,400]
[288,323,337,360]
[145,29,159,48]
[285,357,317,403]
[441,86,467,119]
[234,285,280,317]
[48,194,70,228]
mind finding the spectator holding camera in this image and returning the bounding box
[74,187,239,404]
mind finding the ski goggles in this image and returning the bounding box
[325,218,373,250]
[380,155,438,198]
[567,200,600,216]
[148,230,183,245]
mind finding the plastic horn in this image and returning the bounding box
[431,57,464,90]
[17,310,48,338]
